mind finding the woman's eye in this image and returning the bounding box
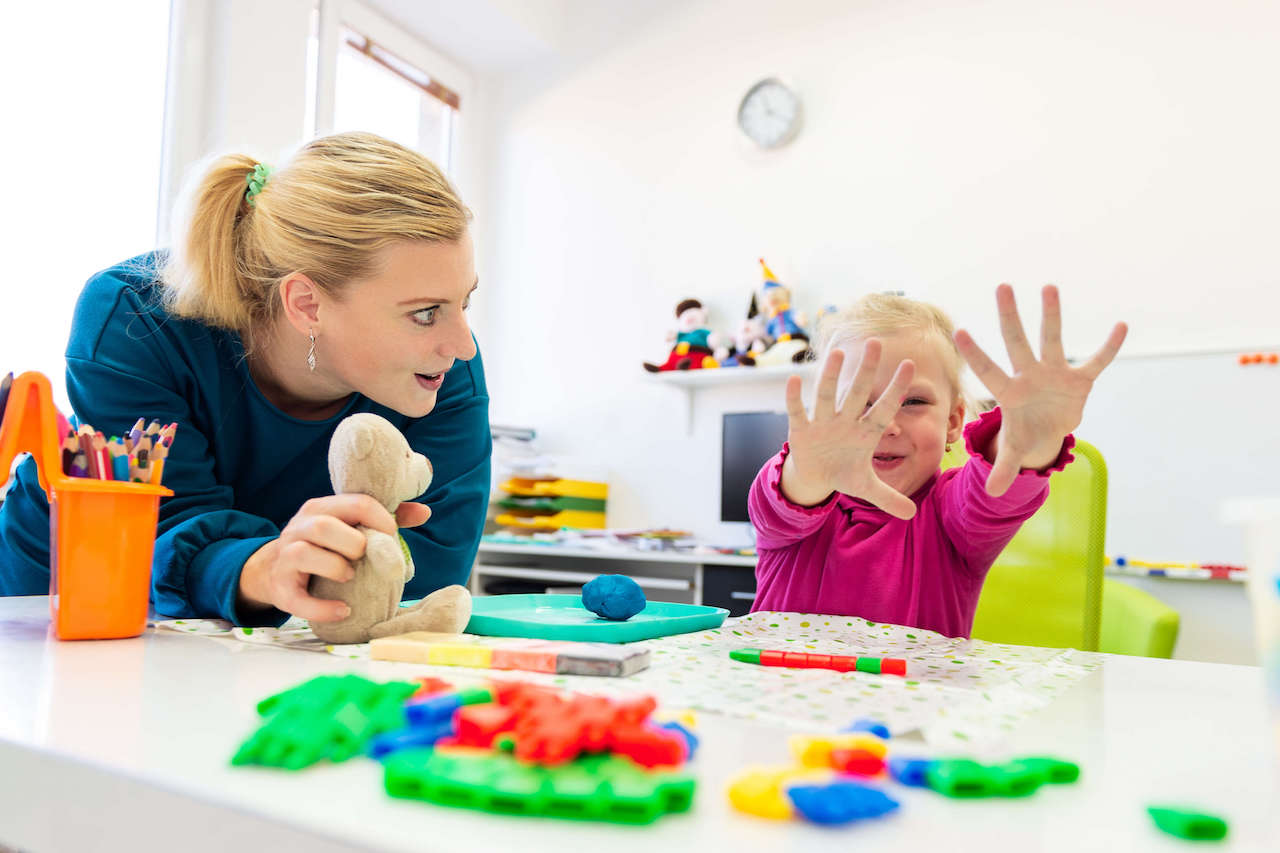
[412,307,438,326]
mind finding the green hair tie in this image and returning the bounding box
[245,163,273,206]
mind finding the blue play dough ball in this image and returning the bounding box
[582,574,647,621]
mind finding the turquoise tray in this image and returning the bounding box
[464,594,728,643]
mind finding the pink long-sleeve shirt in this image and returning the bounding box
[748,408,1074,638]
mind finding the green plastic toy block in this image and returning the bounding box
[855,657,882,674]
[925,760,999,798]
[384,748,695,824]
[233,675,418,770]
[990,761,1046,797]
[1017,757,1080,784]
[1147,807,1229,841]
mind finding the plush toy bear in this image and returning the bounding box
[309,412,472,645]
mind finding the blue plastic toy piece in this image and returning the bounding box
[843,718,891,739]
[582,574,647,621]
[405,693,462,726]
[656,721,699,760]
[786,781,900,825]
[887,757,935,787]
[368,721,455,759]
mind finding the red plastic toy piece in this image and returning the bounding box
[454,702,518,748]
[411,677,453,698]
[831,748,886,777]
[760,650,787,666]
[607,724,686,768]
[880,658,907,676]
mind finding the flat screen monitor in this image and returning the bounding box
[720,411,790,523]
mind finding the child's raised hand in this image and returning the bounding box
[955,284,1127,497]
[780,340,919,519]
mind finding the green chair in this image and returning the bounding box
[943,439,1179,655]
[941,439,1105,650]
[1099,578,1179,658]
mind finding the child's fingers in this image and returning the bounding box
[839,339,882,418]
[863,479,917,520]
[784,374,808,427]
[812,349,845,422]
[995,284,1036,371]
[862,358,915,429]
[984,451,1020,497]
[954,329,1010,397]
[1078,321,1128,380]
[1039,285,1065,363]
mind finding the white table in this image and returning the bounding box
[1,595,1277,852]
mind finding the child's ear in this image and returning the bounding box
[946,397,966,444]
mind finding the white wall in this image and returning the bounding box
[477,0,1280,543]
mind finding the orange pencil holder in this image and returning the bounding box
[0,372,172,639]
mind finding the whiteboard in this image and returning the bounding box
[1077,350,1280,566]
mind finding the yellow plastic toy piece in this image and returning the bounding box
[789,733,888,767]
[726,766,831,820]
[675,341,691,356]
[501,478,609,500]
[495,510,608,530]
[426,644,493,668]
[653,710,698,729]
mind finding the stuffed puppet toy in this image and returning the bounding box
[643,298,723,372]
[753,259,813,365]
[309,412,472,645]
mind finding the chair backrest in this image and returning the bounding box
[942,439,1107,651]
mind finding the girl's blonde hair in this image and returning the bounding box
[161,131,470,343]
[816,292,970,414]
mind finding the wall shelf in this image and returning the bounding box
[645,363,815,431]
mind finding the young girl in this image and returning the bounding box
[749,286,1126,638]
[0,132,490,627]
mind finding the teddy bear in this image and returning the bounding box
[643,298,723,371]
[308,412,472,645]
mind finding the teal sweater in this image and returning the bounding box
[0,255,492,625]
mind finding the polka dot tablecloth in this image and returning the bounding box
[156,611,1101,749]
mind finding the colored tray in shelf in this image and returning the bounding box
[464,594,728,643]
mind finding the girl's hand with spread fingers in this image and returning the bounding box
[780,339,919,519]
[954,284,1127,497]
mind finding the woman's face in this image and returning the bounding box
[321,232,477,418]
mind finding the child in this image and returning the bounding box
[748,286,1126,637]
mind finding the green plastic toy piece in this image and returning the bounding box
[233,675,418,770]
[1018,756,1080,784]
[925,759,999,798]
[1147,806,1229,841]
[384,749,695,824]
[991,761,1046,797]
[456,686,495,706]
[855,656,882,674]
[730,649,761,665]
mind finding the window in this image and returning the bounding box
[0,2,169,412]
[307,4,461,175]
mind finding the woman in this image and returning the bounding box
[0,132,491,627]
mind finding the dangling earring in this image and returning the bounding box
[945,443,952,453]
[306,329,317,372]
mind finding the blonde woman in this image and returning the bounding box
[0,132,490,627]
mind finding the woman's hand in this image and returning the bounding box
[955,284,1127,497]
[780,339,919,519]
[238,494,431,621]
